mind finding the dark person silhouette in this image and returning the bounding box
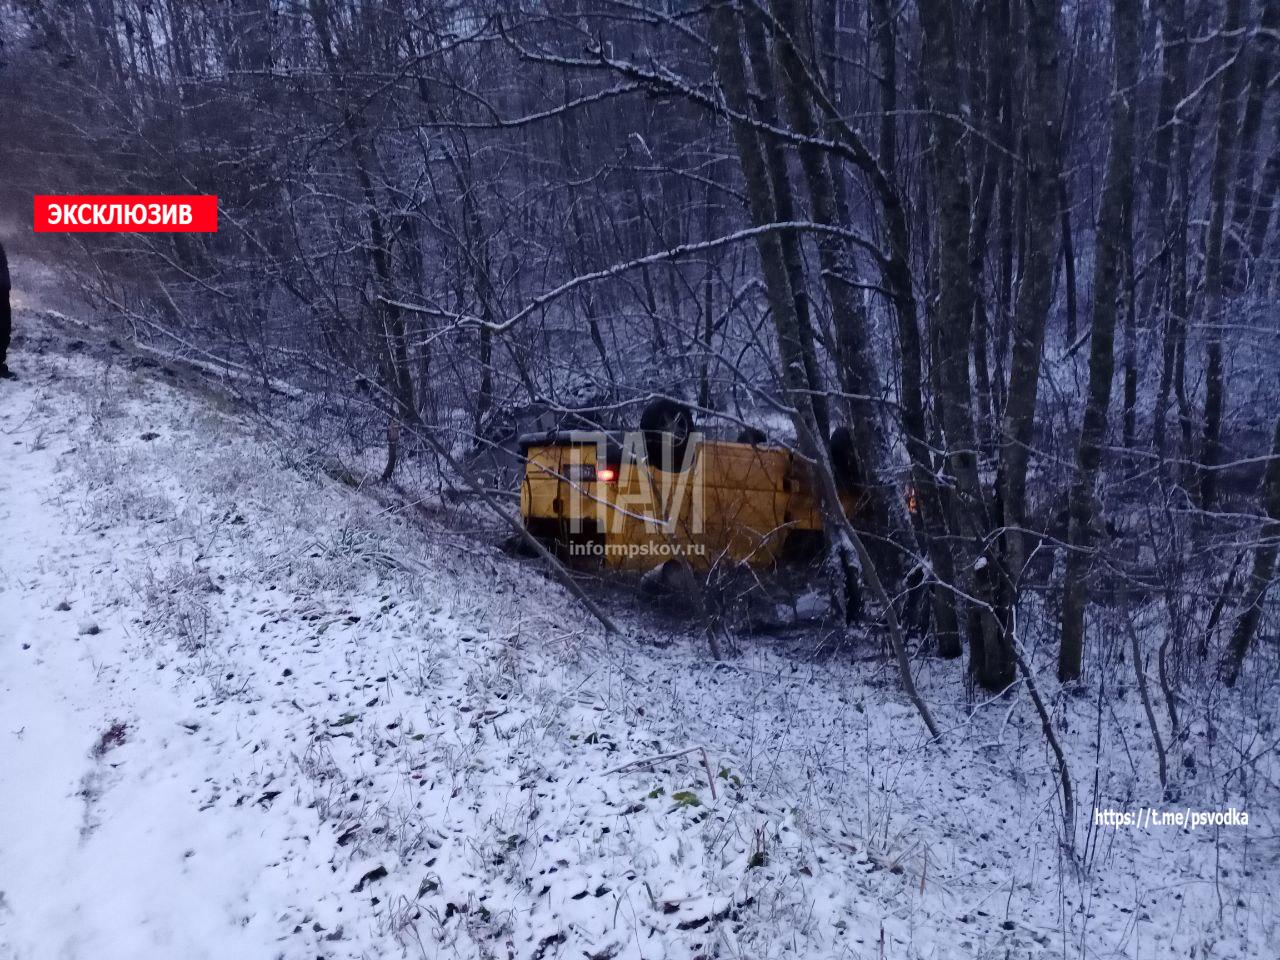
[0,239,12,379]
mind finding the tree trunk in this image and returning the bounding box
[997,0,1063,614]
[709,2,927,701]
[1121,240,1138,451]
[1246,111,1280,269]
[771,0,907,583]
[1138,0,1183,328]
[967,0,1005,454]
[1199,0,1248,512]
[918,0,1008,688]
[1061,179,1079,346]
[1222,418,1280,686]
[310,0,416,435]
[1224,0,1279,293]
[699,185,716,409]
[1151,0,1191,457]
[707,1,818,458]
[798,3,964,657]
[559,76,617,384]
[1060,0,1138,682]
[739,7,831,440]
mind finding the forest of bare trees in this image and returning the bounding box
[1,0,1277,733]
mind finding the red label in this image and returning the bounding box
[33,195,218,233]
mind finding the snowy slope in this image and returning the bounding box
[1,326,1277,960]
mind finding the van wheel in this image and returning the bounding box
[640,398,695,471]
[640,559,700,604]
[828,426,863,492]
[504,530,545,557]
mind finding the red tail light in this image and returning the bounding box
[597,467,617,483]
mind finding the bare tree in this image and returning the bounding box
[1060,0,1139,683]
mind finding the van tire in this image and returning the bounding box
[504,530,546,558]
[828,426,863,492]
[640,398,695,472]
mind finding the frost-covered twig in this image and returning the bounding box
[1124,611,1169,793]
[603,746,704,776]
[1008,615,1076,853]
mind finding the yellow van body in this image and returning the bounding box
[519,434,862,572]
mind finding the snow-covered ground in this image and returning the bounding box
[1,315,1277,959]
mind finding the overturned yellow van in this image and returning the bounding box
[518,403,867,573]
